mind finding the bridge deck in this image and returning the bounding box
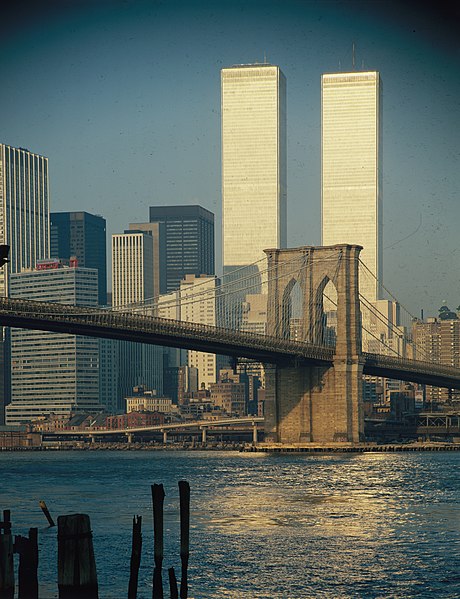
[0,297,459,389]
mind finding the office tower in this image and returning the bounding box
[128,221,162,299]
[148,205,214,294]
[157,275,220,389]
[51,211,107,305]
[6,260,100,425]
[180,274,219,389]
[221,64,287,274]
[321,71,382,302]
[412,311,460,405]
[112,232,163,405]
[0,144,50,423]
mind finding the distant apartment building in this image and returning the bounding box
[126,393,177,415]
[112,232,163,408]
[0,144,50,423]
[51,211,107,305]
[412,311,460,405]
[6,260,101,424]
[210,370,246,417]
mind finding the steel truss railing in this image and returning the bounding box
[0,297,333,364]
[1,297,459,388]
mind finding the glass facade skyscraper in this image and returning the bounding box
[149,205,215,294]
[321,71,382,302]
[50,211,107,305]
[221,64,287,273]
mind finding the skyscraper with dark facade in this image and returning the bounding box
[149,205,214,293]
[50,211,107,305]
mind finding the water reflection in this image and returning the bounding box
[1,451,459,598]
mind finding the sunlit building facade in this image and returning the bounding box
[321,71,382,302]
[112,232,163,406]
[221,64,287,274]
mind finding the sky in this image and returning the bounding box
[1,0,459,317]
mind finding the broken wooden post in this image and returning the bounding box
[39,500,55,527]
[151,484,165,599]
[57,514,98,599]
[127,515,142,599]
[0,509,14,599]
[14,527,39,599]
[178,481,190,599]
[168,567,179,599]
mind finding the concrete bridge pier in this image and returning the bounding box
[252,422,258,446]
[162,429,168,444]
[126,432,133,444]
[201,426,207,444]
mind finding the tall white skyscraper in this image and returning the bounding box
[0,144,50,296]
[321,71,382,302]
[221,64,287,274]
[112,232,163,404]
[0,144,50,423]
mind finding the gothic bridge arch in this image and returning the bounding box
[264,245,364,444]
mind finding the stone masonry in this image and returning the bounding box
[264,245,364,444]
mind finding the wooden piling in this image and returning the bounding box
[127,515,142,599]
[57,514,98,599]
[178,481,190,599]
[39,500,55,527]
[151,484,165,599]
[14,527,39,599]
[168,567,179,599]
[0,510,14,599]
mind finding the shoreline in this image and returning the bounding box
[2,441,460,453]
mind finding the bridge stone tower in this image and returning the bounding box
[264,244,364,444]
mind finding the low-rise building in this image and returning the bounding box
[106,411,165,430]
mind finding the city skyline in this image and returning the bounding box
[1,1,458,316]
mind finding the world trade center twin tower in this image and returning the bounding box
[221,64,382,303]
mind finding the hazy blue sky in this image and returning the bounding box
[1,0,459,316]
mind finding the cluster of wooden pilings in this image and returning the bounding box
[0,481,190,599]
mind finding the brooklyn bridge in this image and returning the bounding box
[1,244,458,445]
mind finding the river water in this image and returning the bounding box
[1,450,459,598]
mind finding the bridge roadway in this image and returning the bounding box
[0,297,459,390]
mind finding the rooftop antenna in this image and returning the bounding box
[352,42,356,70]
[264,51,267,64]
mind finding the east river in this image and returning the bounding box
[1,450,459,598]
